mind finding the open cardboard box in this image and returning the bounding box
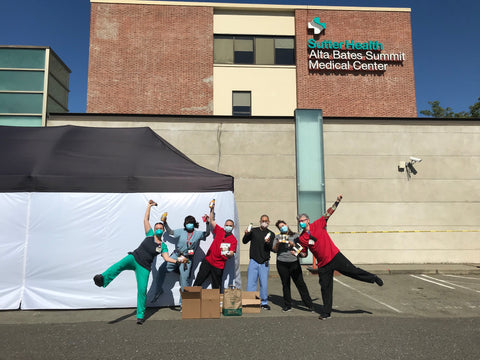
[242,291,261,313]
[181,286,202,319]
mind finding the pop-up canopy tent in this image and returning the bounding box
[0,125,239,310]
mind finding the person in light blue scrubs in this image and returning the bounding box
[143,200,211,302]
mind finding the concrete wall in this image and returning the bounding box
[47,114,480,264]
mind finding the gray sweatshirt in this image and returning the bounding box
[272,233,300,263]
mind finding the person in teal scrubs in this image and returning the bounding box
[94,206,185,325]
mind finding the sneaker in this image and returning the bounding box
[306,267,319,274]
[282,306,292,312]
[375,276,384,287]
[308,306,315,313]
[136,318,145,325]
[261,304,271,310]
[318,313,331,320]
[93,274,104,287]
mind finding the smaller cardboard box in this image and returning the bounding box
[242,291,261,313]
[201,288,220,319]
[181,286,202,319]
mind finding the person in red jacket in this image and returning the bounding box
[193,202,237,289]
[297,194,383,320]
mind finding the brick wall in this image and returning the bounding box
[295,9,417,117]
[87,3,213,114]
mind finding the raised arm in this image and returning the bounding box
[163,220,174,236]
[203,217,211,239]
[144,200,157,234]
[209,203,216,229]
[323,194,343,221]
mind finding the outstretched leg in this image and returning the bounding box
[331,252,382,285]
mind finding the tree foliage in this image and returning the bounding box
[420,97,480,118]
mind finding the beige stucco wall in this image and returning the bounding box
[47,114,480,264]
[213,10,296,117]
[214,10,295,36]
[213,66,297,116]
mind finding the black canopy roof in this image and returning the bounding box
[0,125,233,193]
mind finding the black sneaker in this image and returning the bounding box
[136,318,145,325]
[282,306,292,312]
[318,313,331,320]
[308,306,315,313]
[375,276,384,287]
[261,304,271,310]
[93,274,104,287]
[306,267,319,274]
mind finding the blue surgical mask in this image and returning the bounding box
[225,225,233,233]
[155,229,164,237]
[185,223,194,231]
[299,222,307,229]
[280,225,288,234]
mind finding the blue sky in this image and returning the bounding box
[1,0,478,116]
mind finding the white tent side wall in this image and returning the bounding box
[0,191,239,310]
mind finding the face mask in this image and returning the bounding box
[155,229,164,237]
[260,222,268,229]
[225,225,233,233]
[280,225,288,234]
[299,222,307,229]
[185,223,194,231]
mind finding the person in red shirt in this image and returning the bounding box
[193,202,237,289]
[297,194,383,320]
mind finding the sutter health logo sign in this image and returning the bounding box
[307,17,405,72]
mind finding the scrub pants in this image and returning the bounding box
[246,259,270,305]
[154,253,192,296]
[102,254,150,320]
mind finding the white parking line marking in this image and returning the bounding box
[410,275,455,289]
[443,274,480,281]
[334,278,402,313]
[421,274,480,293]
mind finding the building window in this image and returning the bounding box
[232,91,251,116]
[234,36,254,64]
[214,35,295,66]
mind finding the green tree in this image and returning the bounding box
[469,97,480,118]
[420,97,480,118]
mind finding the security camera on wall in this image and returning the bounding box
[409,156,422,164]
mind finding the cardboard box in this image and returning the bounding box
[242,291,261,313]
[201,288,220,319]
[181,286,202,319]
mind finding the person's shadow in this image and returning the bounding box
[146,255,179,307]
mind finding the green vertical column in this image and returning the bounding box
[295,109,326,264]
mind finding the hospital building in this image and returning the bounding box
[25,1,480,265]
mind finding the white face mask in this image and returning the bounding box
[260,222,268,229]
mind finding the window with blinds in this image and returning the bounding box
[214,35,295,66]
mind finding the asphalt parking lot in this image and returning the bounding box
[1,267,480,359]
